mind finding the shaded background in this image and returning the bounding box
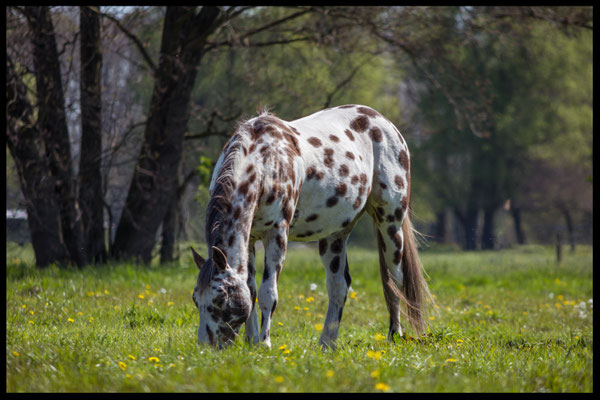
[6,6,593,267]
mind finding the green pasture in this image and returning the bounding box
[6,243,593,392]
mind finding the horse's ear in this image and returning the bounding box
[211,246,228,272]
[190,247,205,270]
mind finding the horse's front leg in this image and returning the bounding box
[257,225,288,348]
[245,242,260,344]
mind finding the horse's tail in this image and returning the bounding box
[399,213,434,335]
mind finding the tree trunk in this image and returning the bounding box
[511,206,526,245]
[558,205,576,253]
[79,6,106,264]
[25,6,86,267]
[481,206,496,250]
[434,210,447,243]
[6,56,70,267]
[111,6,222,263]
[454,205,478,250]
[159,193,178,264]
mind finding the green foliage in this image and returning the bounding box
[6,244,592,392]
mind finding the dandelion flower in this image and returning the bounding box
[373,333,386,341]
[294,306,301,311]
[314,323,323,331]
[375,382,390,392]
[128,355,136,360]
[370,369,380,378]
[138,294,144,299]
[325,370,334,378]
[445,358,456,363]
[125,374,132,379]
[278,322,283,326]
[104,290,109,295]
[306,296,314,303]
[13,351,20,357]
[68,318,74,323]
[28,320,34,324]
[429,316,435,320]
[167,302,174,306]
[557,295,564,301]
[282,349,291,355]
[278,344,287,350]
[29,310,34,315]
[274,376,284,383]
[168,363,176,368]
[22,304,27,309]
[522,312,528,316]
[118,361,127,371]
[366,350,382,360]
[350,291,357,299]
[148,356,160,363]
[77,311,83,316]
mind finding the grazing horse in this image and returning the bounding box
[191,104,432,349]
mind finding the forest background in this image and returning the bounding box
[6,6,593,267]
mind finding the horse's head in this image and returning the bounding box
[191,246,253,348]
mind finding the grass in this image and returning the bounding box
[5,242,593,392]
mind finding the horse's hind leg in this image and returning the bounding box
[317,233,351,349]
[372,211,407,340]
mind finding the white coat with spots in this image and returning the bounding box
[191,104,432,349]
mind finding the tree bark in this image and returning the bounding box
[510,206,526,245]
[24,6,86,267]
[434,210,447,243]
[79,6,106,264]
[481,206,496,250]
[454,205,478,251]
[111,6,223,263]
[159,192,178,264]
[6,55,70,267]
[558,205,576,253]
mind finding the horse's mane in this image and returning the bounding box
[198,118,256,289]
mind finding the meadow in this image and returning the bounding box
[6,242,593,392]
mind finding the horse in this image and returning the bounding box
[191,104,433,349]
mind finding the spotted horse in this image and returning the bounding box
[191,104,433,349]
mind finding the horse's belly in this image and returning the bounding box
[287,179,365,241]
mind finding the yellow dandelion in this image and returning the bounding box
[314,323,323,331]
[168,363,176,368]
[487,310,493,315]
[299,294,305,299]
[429,316,435,320]
[555,303,562,309]
[522,312,528,316]
[374,333,386,341]
[167,302,174,306]
[45,302,49,307]
[370,369,380,378]
[350,291,357,299]
[138,294,144,299]
[375,382,390,392]
[557,294,564,300]
[148,356,160,363]
[153,348,161,353]
[128,354,136,360]
[29,310,34,315]
[278,344,287,350]
[456,339,464,345]
[282,349,291,355]
[445,358,457,363]
[77,311,83,316]
[306,312,311,316]
[274,376,284,383]
[325,370,334,378]
[89,317,94,323]
[306,296,314,302]
[68,318,74,323]
[118,361,127,371]
[366,350,382,360]
[125,374,132,379]
[104,289,109,295]
[294,306,301,311]
[114,305,120,310]
[22,304,27,309]
[278,322,283,326]
[483,305,490,309]
[28,320,34,324]
[13,351,20,357]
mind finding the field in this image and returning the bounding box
[6,242,593,392]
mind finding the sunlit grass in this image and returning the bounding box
[6,243,593,392]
